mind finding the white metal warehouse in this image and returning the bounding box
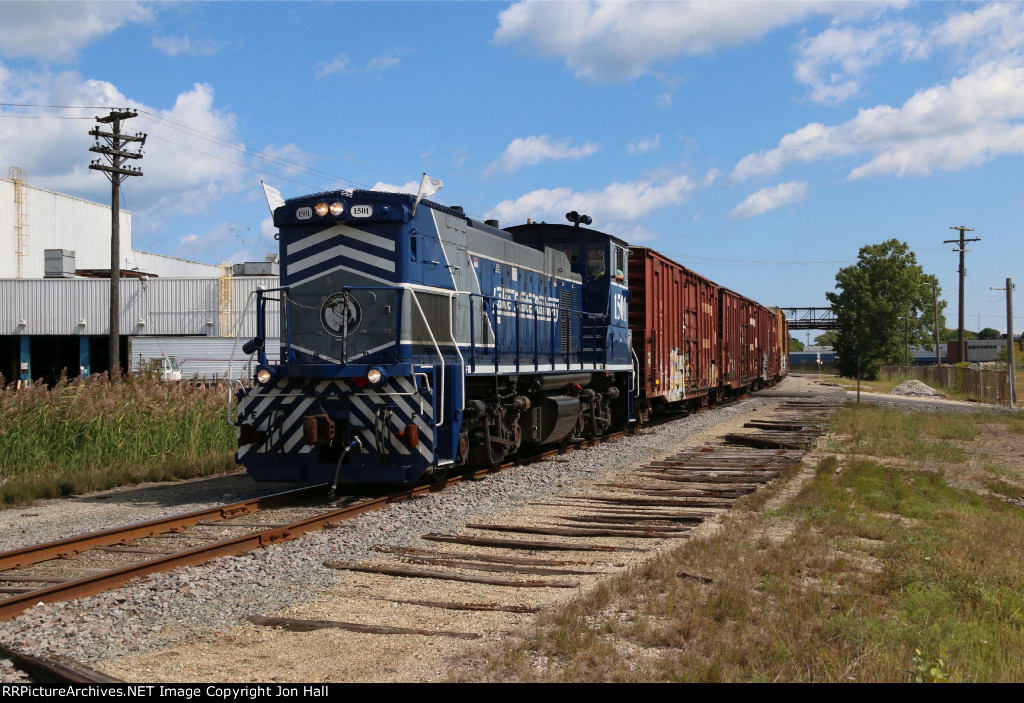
[1,172,279,384]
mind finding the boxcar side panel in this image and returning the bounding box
[630,248,720,405]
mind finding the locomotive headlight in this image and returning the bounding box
[366,367,384,384]
[329,201,344,216]
[314,202,329,216]
[256,367,274,385]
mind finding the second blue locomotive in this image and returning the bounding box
[236,189,634,484]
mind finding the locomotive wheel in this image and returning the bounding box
[468,441,506,469]
[456,433,470,464]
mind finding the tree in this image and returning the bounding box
[995,341,1024,369]
[789,337,804,351]
[977,327,1001,340]
[826,239,946,379]
[940,327,976,342]
[814,331,838,347]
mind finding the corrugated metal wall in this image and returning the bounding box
[128,336,281,381]
[0,177,133,278]
[0,276,280,337]
[128,250,223,278]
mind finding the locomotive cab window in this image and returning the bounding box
[586,243,607,278]
[613,245,627,283]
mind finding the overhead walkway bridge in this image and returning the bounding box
[781,308,838,330]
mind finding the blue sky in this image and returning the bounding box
[1,1,1022,335]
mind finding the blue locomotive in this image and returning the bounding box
[236,189,634,485]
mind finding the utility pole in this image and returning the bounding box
[944,226,980,364]
[991,278,1016,409]
[89,110,145,378]
[905,314,910,366]
[932,282,941,366]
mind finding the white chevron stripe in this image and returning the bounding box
[289,242,395,276]
[288,261,394,289]
[288,223,395,255]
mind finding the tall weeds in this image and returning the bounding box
[0,372,236,504]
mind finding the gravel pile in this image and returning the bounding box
[0,394,783,676]
[891,380,945,397]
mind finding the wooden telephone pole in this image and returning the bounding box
[944,226,980,364]
[89,110,145,378]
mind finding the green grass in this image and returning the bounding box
[0,372,238,505]
[480,404,1024,682]
[829,402,976,462]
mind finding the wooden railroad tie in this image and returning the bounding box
[247,615,480,639]
[323,561,579,588]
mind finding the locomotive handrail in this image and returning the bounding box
[464,291,607,372]
[408,289,447,428]
[631,347,641,398]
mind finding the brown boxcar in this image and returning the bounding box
[628,248,720,414]
[719,288,762,391]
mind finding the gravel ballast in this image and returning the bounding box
[0,377,837,680]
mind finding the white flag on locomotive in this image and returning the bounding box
[261,181,286,216]
[412,173,443,216]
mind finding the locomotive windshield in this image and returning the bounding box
[584,242,628,282]
[586,243,607,278]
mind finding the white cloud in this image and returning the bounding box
[600,222,659,243]
[494,0,866,83]
[0,67,289,245]
[315,51,401,78]
[315,55,350,78]
[485,173,698,224]
[0,1,152,62]
[151,35,225,57]
[371,180,421,195]
[729,181,808,219]
[734,58,1024,182]
[795,21,928,105]
[174,218,278,264]
[484,135,599,176]
[627,134,660,155]
[932,2,1024,66]
[365,52,401,72]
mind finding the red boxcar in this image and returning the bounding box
[719,288,761,391]
[628,248,719,414]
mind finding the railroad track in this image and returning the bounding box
[0,420,643,623]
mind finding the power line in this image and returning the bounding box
[0,114,95,120]
[144,133,322,190]
[662,252,855,267]
[0,101,370,190]
[132,108,369,189]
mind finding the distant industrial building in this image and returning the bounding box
[1,171,279,384]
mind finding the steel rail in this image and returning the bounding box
[0,643,122,684]
[0,484,327,572]
[0,421,629,622]
[0,473,490,621]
